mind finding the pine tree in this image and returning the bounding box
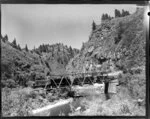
[12,38,17,46]
[34,46,36,51]
[115,9,121,18]
[69,46,73,56]
[105,14,109,19]
[102,13,113,21]
[57,45,60,52]
[42,44,46,52]
[1,34,3,39]
[118,10,121,17]
[92,21,96,31]
[4,35,8,42]
[45,45,48,52]
[101,14,105,21]
[101,14,103,21]
[125,10,130,16]
[122,9,125,17]
[25,44,28,52]
[17,44,21,50]
[115,9,117,17]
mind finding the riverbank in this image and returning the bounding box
[2,68,145,116]
[69,86,145,116]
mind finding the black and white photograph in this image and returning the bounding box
[1,3,148,117]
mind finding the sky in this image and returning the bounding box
[1,4,137,50]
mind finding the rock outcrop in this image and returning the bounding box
[66,8,145,74]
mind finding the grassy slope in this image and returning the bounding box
[1,38,79,81]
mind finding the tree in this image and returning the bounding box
[101,14,105,21]
[1,34,8,42]
[17,44,21,51]
[122,9,130,17]
[122,9,126,17]
[114,22,124,44]
[12,38,17,48]
[92,20,96,31]
[69,46,73,52]
[115,9,130,18]
[57,45,60,52]
[124,11,130,16]
[25,44,28,52]
[115,9,121,18]
[101,13,113,21]
[69,46,73,56]
[0,34,3,39]
[33,46,36,51]
[3,35,8,42]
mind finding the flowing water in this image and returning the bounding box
[47,85,115,116]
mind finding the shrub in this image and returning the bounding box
[46,93,54,102]
[92,21,96,31]
[118,72,146,100]
[134,69,142,74]
[26,81,35,87]
[1,80,7,88]
[2,88,31,116]
[120,104,131,114]
[28,90,38,99]
[6,79,16,88]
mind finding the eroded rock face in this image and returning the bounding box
[66,8,145,74]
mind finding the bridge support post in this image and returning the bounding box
[104,82,110,100]
[58,76,64,88]
[51,78,58,88]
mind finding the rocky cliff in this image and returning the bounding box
[66,8,145,74]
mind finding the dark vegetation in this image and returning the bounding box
[115,9,130,18]
[92,21,96,31]
[1,35,79,89]
[118,68,145,101]
[101,9,130,21]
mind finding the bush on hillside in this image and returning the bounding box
[92,21,96,31]
[2,88,32,116]
[26,81,35,87]
[118,72,145,100]
[5,79,17,88]
[114,22,124,44]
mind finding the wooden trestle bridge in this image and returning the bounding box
[33,71,121,92]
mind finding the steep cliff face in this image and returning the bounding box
[66,8,145,74]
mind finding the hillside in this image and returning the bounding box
[34,43,79,75]
[1,36,79,87]
[66,8,146,74]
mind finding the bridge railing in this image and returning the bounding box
[33,70,123,90]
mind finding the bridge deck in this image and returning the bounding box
[33,71,121,90]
